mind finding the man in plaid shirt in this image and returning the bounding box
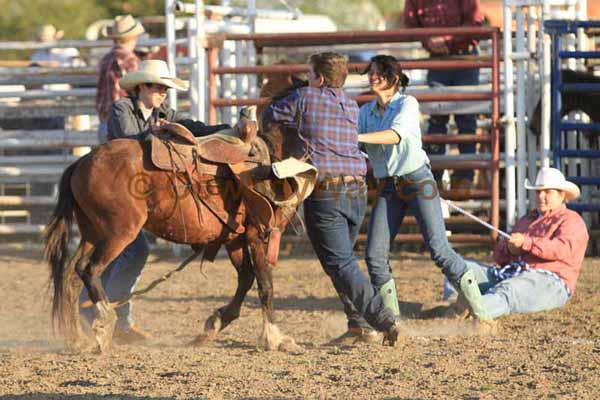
[95,15,145,143]
[265,52,402,345]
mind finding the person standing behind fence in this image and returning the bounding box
[404,0,484,187]
[29,25,85,131]
[95,14,145,144]
[357,55,494,331]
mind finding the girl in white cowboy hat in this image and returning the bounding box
[96,15,146,143]
[107,59,231,140]
[445,167,589,322]
[80,59,232,344]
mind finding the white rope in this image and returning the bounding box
[441,198,511,239]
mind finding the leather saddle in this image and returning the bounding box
[148,121,317,267]
[150,122,275,236]
[151,122,253,172]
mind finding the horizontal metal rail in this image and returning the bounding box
[223,27,499,47]
[559,122,600,131]
[212,58,494,75]
[554,149,600,158]
[0,130,98,148]
[567,177,600,186]
[568,204,600,212]
[0,155,79,165]
[0,88,95,100]
[559,83,600,92]
[0,196,55,206]
[211,92,494,108]
[558,50,600,58]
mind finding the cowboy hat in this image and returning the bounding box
[101,14,145,39]
[524,167,581,200]
[37,24,64,42]
[120,60,188,91]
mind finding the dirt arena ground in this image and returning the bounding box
[0,245,599,399]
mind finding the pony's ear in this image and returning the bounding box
[291,75,308,87]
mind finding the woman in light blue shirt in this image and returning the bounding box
[356,55,491,327]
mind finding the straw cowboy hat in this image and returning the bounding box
[525,167,581,200]
[101,14,145,39]
[120,60,188,91]
[37,24,64,42]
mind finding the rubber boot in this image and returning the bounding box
[458,269,492,320]
[379,278,401,319]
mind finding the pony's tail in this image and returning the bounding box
[43,160,80,332]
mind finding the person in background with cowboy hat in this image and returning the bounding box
[95,14,145,144]
[446,167,589,320]
[30,24,85,68]
[29,24,85,131]
[80,59,232,344]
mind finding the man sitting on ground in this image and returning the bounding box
[448,167,589,320]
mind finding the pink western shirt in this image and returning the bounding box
[493,206,589,294]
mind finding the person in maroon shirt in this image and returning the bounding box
[404,0,484,186]
[447,168,589,320]
[95,14,145,143]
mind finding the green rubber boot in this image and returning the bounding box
[379,278,401,318]
[459,269,492,320]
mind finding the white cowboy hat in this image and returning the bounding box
[120,60,188,92]
[37,24,64,42]
[524,167,580,200]
[101,15,145,39]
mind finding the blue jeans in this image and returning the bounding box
[367,164,468,287]
[97,121,108,144]
[427,59,480,181]
[462,259,570,319]
[80,231,150,329]
[304,180,395,332]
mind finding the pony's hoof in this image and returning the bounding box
[91,301,117,353]
[204,311,223,333]
[278,336,303,354]
[65,338,91,353]
[189,312,223,346]
[189,332,216,346]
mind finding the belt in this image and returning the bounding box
[319,175,364,185]
[379,176,402,185]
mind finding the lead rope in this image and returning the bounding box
[80,247,205,310]
[110,247,204,308]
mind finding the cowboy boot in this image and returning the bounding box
[379,278,401,319]
[458,269,492,321]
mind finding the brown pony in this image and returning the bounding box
[44,98,308,353]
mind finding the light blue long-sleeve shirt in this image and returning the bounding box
[359,92,429,178]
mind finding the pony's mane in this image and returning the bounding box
[258,76,308,162]
[270,77,308,102]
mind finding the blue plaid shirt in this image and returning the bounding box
[264,86,366,179]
